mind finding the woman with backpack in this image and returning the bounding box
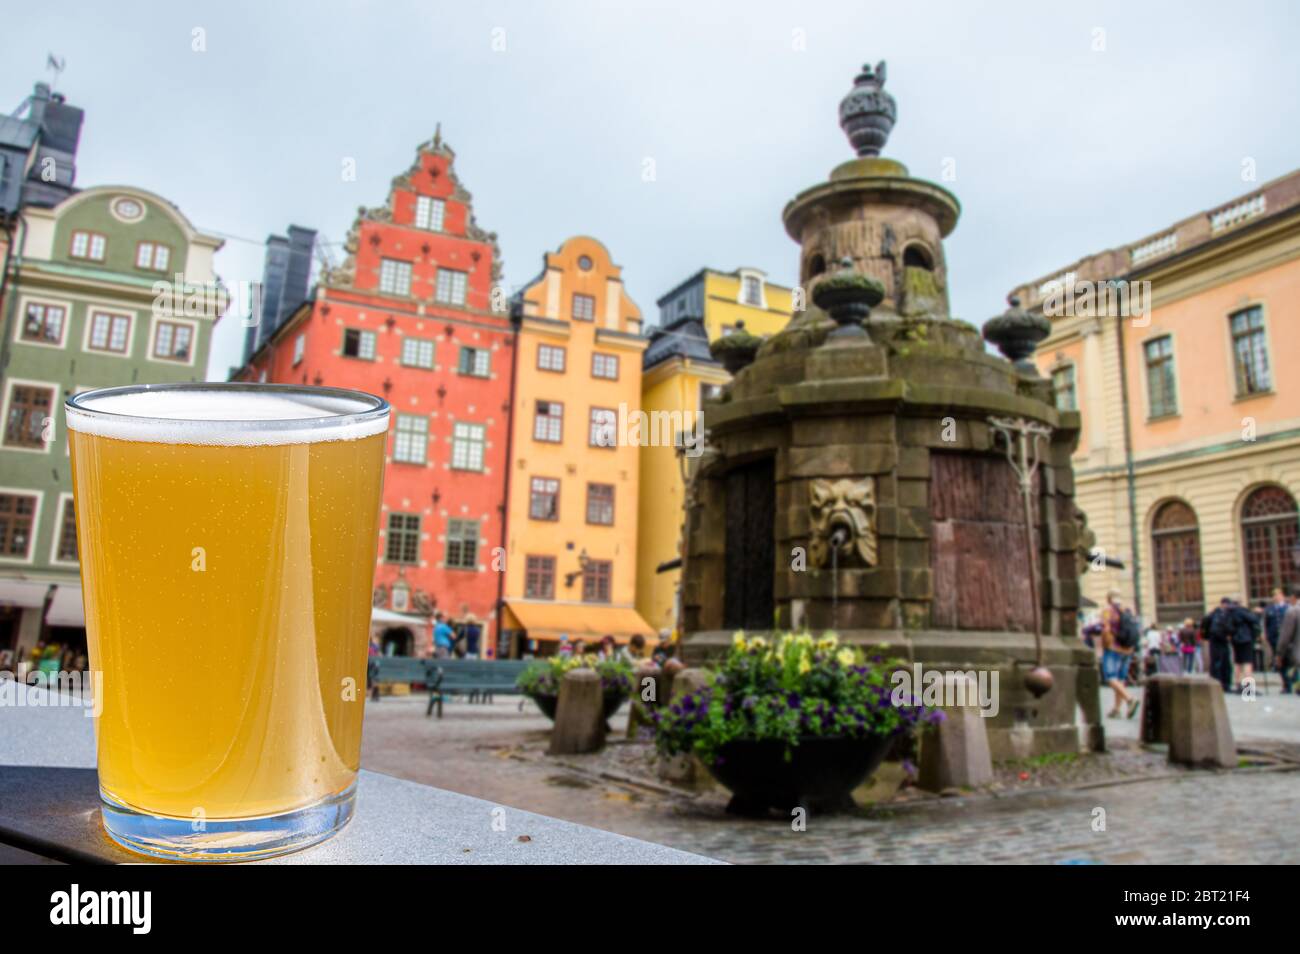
[1101,590,1140,719]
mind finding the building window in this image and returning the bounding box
[414,195,445,231]
[530,477,559,521]
[70,231,106,261]
[537,344,566,372]
[699,382,723,406]
[379,258,412,296]
[572,293,595,321]
[56,497,78,563]
[401,337,434,369]
[1230,307,1271,396]
[582,559,612,603]
[1241,486,1300,601]
[135,242,170,272]
[445,519,479,570]
[1151,500,1203,622]
[457,346,490,378]
[525,555,555,599]
[393,414,428,464]
[1143,336,1177,418]
[436,268,468,305]
[152,321,193,362]
[385,513,420,564]
[4,384,53,449]
[740,274,763,307]
[0,493,37,558]
[589,407,616,448]
[1052,365,1077,411]
[451,422,486,471]
[88,311,131,354]
[343,328,376,359]
[293,334,306,365]
[586,483,614,526]
[21,302,65,345]
[533,401,563,442]
[591,352,619,380]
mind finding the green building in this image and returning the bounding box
[0,182,226,666]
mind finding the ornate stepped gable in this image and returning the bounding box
[322,126,504,290]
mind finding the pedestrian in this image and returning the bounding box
[626,633,647,661]
[1265,587,1289,674]
[1204,599,1235,692]
[1142,621,1163,677]
[1274,587,1300,695]
[1178,617,1198,674]
[432,612,455,659]
[597,634,616,661]
[1100,591,1140,718]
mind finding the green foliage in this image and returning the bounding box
[653,632,941,765]
[516,654,633,698]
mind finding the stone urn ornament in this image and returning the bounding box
[812,258,885,338]
[839,60,897,157]
[982,296,1051,375]
[709,320,762,373]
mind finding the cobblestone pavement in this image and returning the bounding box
[360,688,1300,864]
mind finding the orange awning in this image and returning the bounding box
[502,601,654,642]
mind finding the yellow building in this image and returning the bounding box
[635,317,730,634]
[499,236,654,656]
[634,267,793,633]
[1008,171,1300,622]
[656,267,794,341]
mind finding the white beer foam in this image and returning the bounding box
[66,389,389,446]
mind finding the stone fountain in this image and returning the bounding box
[683,62,1102,758]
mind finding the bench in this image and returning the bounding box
[429,660,529,716]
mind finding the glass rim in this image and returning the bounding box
[66,382,390,434]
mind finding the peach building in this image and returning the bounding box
[1008,172,1300,622]
[498,237,654,655]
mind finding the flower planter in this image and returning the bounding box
[707,735,894,815]
[530,689,627,723]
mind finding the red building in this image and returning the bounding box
[238,130,514,657]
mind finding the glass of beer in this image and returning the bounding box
[66,383,389,861]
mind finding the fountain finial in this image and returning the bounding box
[839,60,897,157]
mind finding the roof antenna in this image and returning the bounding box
[46,53,66,94]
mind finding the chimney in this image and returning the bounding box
[22,81,84,208]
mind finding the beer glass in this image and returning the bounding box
[66,383,389,861]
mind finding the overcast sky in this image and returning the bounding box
[6,0,1299,379]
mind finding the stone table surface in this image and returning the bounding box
[0,688,719,865]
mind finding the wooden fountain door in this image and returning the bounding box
[723,457,776,630]
[930,452,1039,631]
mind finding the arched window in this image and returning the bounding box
[1152,500,1204,622]
[1241,486,1300,601]
[903,244,934,271]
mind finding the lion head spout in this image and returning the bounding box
[809,477,878,568]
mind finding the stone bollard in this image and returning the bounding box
[1167,676,1235,769]
[918,673,994,793]
[1141,674,1178,745]
[549,669,606,756]
[656,667,713,786]
[626,662,664,741]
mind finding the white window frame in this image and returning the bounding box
[379,258,413,296]
[148,314,198,366]
[737,269,767,309]
[293,334,306,366]
[0,486,43,565]
[393,414,429,465]
[1,377,59,456]
[591,352,619,380]
[49,491,79,567]
[15,295,71,349]
[537,344,566,372]
[401,337,435,369]
[70,230,106,262]
[343,328,377,360]
[451,422,486,471]
[436,268,468,305]
[415,195,446,231]
[83,307,135,359]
